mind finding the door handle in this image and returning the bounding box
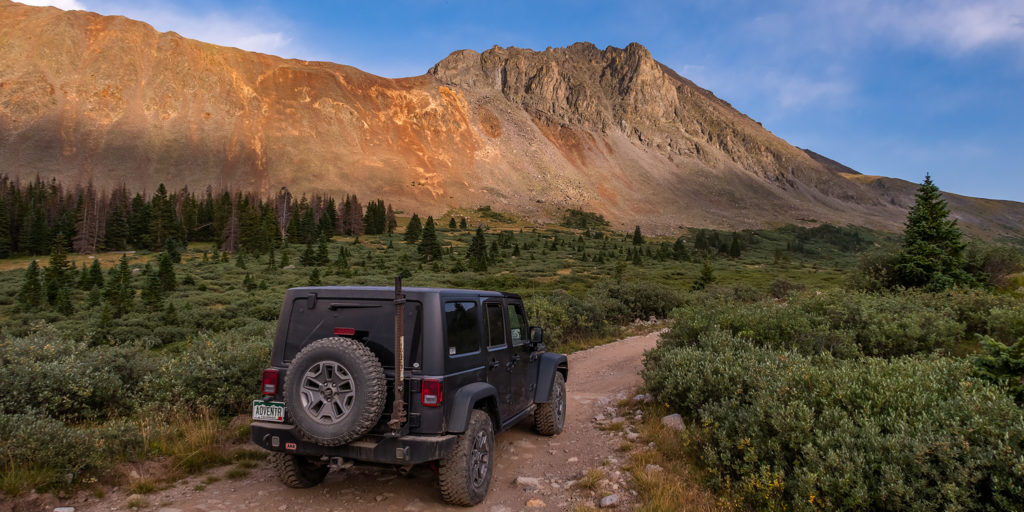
[489,358,501,370]
[506,354,520,370]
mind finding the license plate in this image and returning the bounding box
[253,400,286,422]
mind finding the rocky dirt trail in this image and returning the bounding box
[63,330,662,512]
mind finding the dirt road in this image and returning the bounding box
[70,330,662,512]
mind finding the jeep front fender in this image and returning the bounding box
[446,381,499,434]
[533,352,568,403]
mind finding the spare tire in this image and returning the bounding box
[285,337,386,446]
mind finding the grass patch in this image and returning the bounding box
[224,467,251,480]
[127,478,158,495]
[574,468,605,491]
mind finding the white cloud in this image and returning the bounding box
[16,0,86,10]
[832,0,1024,54]
[86,2,298,57]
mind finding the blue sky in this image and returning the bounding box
[23,0,1024,202]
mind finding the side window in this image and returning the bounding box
[508,303,527,346]
[445,301,480,356]
[485,303,505,349]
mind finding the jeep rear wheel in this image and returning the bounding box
[534,372,566,436]
[270,452,329,488]
[284,337,386,446]
[439,409,494,506]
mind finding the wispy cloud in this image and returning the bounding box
[17,0,86,10]
[864,0,1024,54]
[85,1,300,57]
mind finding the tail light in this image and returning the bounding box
[262,369,279,396]
[421,379,443,407]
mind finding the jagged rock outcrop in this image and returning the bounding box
[1,0,1022,237]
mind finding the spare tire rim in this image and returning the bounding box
[299,361,356,424]
[470,430,490,488]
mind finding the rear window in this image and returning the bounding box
[445,301,480,356]
[282,297,421,367]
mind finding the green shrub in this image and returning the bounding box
[644,332,1024,511]
[661,289,968,358]
[0,329,150,420]
[140,324,272,416]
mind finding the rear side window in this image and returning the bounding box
[507,303,527,346]
[445,301,480,356]
[486,303,505,348]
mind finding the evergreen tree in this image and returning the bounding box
[280,250,291,267]
[692,259,716,290]
[164,237,182,263]
[404,214,422,243]
[141,269,164,309]
[16,260,43,312]
[448,217,457,229]
[0,197,10,258]
[44,233,72,306]
[267,248,277,269]
[308,267,322,286]
[157,252,176,292]
[335,245,349,268]
[300,241,315,266]
[104,254,134,317]
[315,234,330,266]
[673,236,689,261]
[459,217,468,229]
[467,227,489,272]
[161,302,179,325]
[729,234,742,259]
[633,225,644,245]
[235,251,247,269]
[893,174,974,290]
[418,216,443,261]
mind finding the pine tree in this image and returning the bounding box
[890,174,975,290]
[633,225,644,245]
[236,251,247,269]
[335,245,348,268]
[104,254,134,317]
[141,269,164,309]
[308,267,322,286]
[729,234,742,259]
[692,259,716,290]
[459,217,468,229]
[44,233,72,306]
[161,302,179,325]
[448,217,457,229]
[467,227,489,272]
[673,236,689,261]
[418,216,442,261]
[300,241,315,266]
[0,197,11,258]
[16,260,43,312]
[315,234,330,266]
[404,214,422,243]
[157,252,176,292]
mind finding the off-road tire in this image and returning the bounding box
[439,409,494,506]
[534,372,566,436]
[284,337,386,446]
[270,452,329,488]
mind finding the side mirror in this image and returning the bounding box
[529,326,544,350]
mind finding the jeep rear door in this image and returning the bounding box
[505,300,533,413]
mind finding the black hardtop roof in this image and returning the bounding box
[287,286,521,300]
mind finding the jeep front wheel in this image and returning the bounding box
[439,409,494,506]
[534,372,566,436]
[284,337,386,446]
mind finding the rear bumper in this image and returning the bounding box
[251,422,457,465]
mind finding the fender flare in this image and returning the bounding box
[533,352,569,403]
[446,381,500,434]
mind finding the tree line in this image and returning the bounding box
[0,175,399,258]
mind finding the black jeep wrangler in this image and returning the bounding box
[250,280,568,506]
